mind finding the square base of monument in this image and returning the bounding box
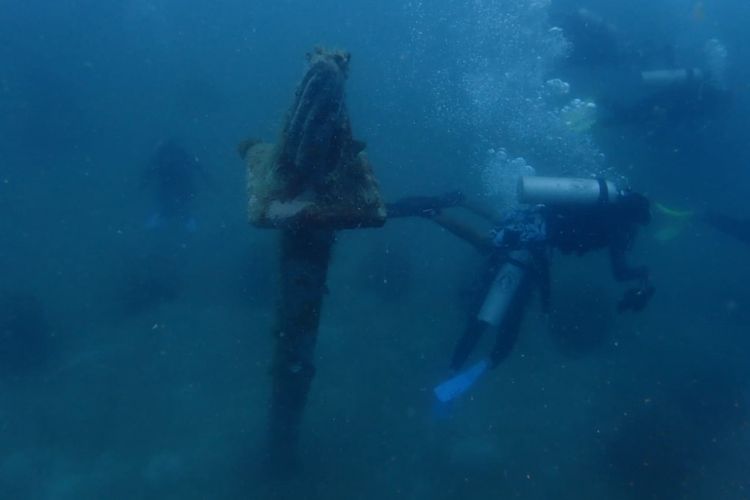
[245,142,386,230]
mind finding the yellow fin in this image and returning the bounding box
[654,202,694,218]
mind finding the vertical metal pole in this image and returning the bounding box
[267,227,334,465]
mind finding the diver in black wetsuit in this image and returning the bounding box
[551,7,731,129]
[452,188,651,374]
[554,7,625,68]
[703,211,750,246]
[141,139,210,232]
[600,72,732,128]
[552,7,675,71]
[388,177,653,401]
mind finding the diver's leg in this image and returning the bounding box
[489,279,532,367]
[450,318,491,371]
[449,260,500,371]
[451,256,530,370]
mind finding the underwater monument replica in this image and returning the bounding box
[239,47,386,466]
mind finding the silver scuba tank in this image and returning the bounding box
[517,176,622,207]
[477,250,530,327]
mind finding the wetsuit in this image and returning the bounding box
[451,201,651,371]
[142,140,205,229]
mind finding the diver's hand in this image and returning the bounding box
[387,192,463,219]
[617,283,655,313]
[439,190,465,208]
[419,207,441,218]
[420,191,466,218]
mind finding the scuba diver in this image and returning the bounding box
[389,177,654,402]
[553,7,626,68]
[553,7,676,71]
[601,63,732,128]
[141,139,211,232]
[551,7,731,129]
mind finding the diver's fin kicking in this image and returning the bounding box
[652,202,694,242]
[434,359,489,403]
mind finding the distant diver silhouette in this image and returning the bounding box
[141,139,210,232]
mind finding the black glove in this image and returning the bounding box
[386,191,464,218]
[617,284,655,313]
[420,190,465,217]
[438,190,465,208]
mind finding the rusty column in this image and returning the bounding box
[239,48,386,466]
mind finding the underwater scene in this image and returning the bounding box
[1,0,749,498]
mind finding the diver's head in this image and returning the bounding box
[620,191,651,225]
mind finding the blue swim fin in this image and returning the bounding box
[433,359,489,403]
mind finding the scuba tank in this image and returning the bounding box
[517,176,622,207]
[477,250,530,327]
[640,68,705,86]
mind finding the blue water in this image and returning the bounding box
[1,0,749,498]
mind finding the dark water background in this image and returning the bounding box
[1,0,749,498]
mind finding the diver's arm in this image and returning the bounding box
[609,229,654,312]
[386,196,444,218]
[461,198,505,225]
[535,250,552,313]
[386,191,464,219]
[431,212,494,254]
[609,244,648,283]
[606,225,647,283]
